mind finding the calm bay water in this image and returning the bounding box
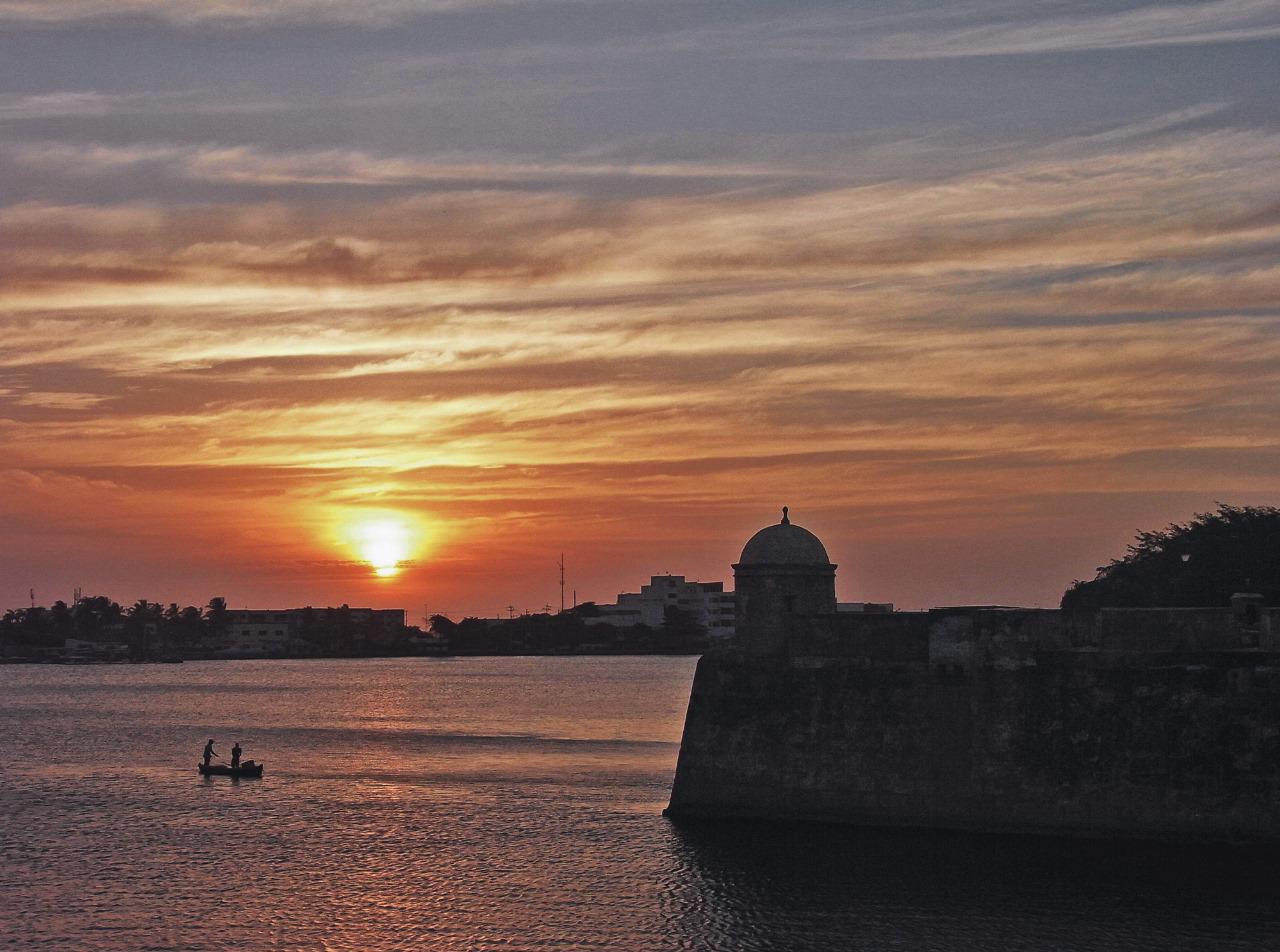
[2,656,1279,951]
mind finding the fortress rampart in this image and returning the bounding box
[665,514,1280,842]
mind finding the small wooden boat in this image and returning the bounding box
[198,761,263,778]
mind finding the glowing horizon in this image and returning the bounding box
[2,2,1279,615]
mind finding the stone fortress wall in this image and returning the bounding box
[665,513,1280,842]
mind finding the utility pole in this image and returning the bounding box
[29,588,35,609]
[559,553,565,614]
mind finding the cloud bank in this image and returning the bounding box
[2,1,1278,612]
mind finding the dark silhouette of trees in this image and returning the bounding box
[424,606,705,655]
[659,605,707,652]
[204,597,230,645]
[1,607,58,650]
[2,590,709,659]
[1062,503,1280,611]
[446,616,503,653]
[175,606,205,648]
[73,595,122,640]
[49,600,74,639]
[1,594,213,657]
[428,614,459,637]
[125,599,163,658]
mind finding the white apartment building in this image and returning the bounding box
[588,575,736,640]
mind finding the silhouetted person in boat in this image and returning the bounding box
[231,742,242,769]
[203,739,216,768]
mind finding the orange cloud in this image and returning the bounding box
[3,124,1279,611]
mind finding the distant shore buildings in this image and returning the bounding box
[0,601,423,662]
[582,571,893,646]
[224,607,407,657]
[587,574,736,641]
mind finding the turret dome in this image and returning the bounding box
[737,507,832,566]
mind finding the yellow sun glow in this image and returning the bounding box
[343,514,421,579]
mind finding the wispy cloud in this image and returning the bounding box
[3,1,1279,611]
[11,0,1277,59]
[4,123,1279,490]
[769,0,1280,60]
[594,1,1280,63]
[7,140,797,188]
[0,0,530,26]
[5,123,1277,298]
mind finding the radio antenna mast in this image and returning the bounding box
[559,553,566,614]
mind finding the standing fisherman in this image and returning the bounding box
[231,742,242,769]
[203,739,217,768]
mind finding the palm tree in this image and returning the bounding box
[0,608,24,655]
[126,599,164,659]
[73,595,124,641]
[204,597,230,647]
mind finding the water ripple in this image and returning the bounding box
[3,658,1279,951]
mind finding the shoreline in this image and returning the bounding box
[0,650,704,665]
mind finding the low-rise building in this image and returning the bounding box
[224,610,291,656]
[64,638,129,662]
[589,575,736,640]
[222,614,290,660]
[221,607,408,654]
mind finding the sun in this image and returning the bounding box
[346,515,418,579]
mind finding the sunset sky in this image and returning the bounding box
[2,1,1279,616]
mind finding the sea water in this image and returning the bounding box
[1,657,1277,951]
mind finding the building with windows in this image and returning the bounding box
[220,607,408,655]
[588,575,736,640]
[223,610,291,656]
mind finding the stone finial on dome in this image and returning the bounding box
[781,506,790,525]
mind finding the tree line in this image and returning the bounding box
[428,603,709,655]
[1,595,230,656]
[1062,503,1280,610]
[1,594,712,659]
[0,596,406,660]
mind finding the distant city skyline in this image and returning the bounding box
[2,1,1279,612]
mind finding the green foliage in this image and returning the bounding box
[1062,504,1280,610]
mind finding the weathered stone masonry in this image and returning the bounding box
[666,513,1280,841]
